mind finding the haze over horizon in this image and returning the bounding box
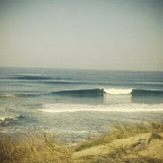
[0,0,163,71]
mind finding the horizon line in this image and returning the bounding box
[0,65,163,72]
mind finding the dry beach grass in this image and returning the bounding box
[0,121,163,163]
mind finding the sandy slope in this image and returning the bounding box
[73,133,163,162]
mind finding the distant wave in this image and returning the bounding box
[13,75,51,80]
[39,103,163,113]
[132,89,163,95]
[11,74,74,81]
[0,115,22,127]
[46,81,85,85]
[0,93,42,98]
[16,93,42,97]
[135,81,163,85]
[6,74,163,88]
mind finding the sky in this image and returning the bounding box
[0,0,163,71]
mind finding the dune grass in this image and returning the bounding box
[0,133,72,163]
[73,121,163,163]
[74,121,163,152]
[0,121,163,163]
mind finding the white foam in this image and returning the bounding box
[39,103,163,113]
[104,88,132,95]
[0,115,20,126]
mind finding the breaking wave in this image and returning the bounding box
[51,88,103,97]
[39,103,163,113]
[51,88,163,97]
[104,88,132,95]
[1,88,163,99]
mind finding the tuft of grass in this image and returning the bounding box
[0,132,72,163]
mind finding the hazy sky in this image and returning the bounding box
[0,0,163,71]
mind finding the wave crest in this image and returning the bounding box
[104,88,132,95]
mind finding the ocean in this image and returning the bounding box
[0,67,163,142]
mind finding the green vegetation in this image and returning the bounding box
[0,121,163,163]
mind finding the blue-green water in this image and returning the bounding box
[0,67,163,142]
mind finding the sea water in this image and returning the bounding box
[0,67,163,142]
